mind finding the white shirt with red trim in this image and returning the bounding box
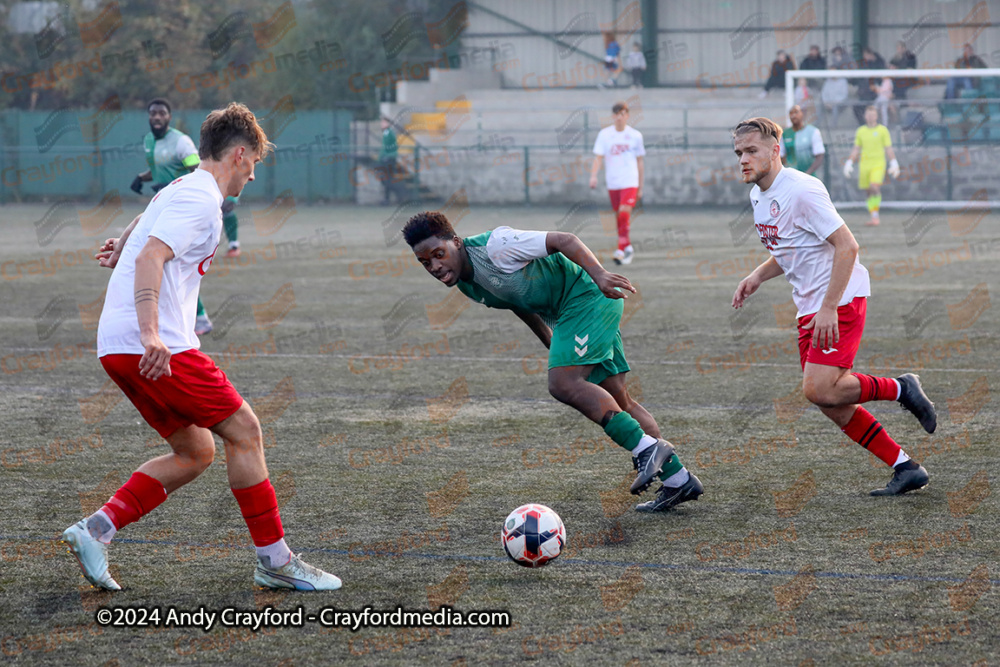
[749,166,870,318]
[592,125,645,190]
[98,169,224,356]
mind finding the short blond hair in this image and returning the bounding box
[732,117,783,144]
[199,102,274,161]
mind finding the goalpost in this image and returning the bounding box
[783,67,1000,210]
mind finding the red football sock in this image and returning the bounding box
[842,406,901,467]
[853,373,900,403]
[231,479,285,547]
[617,209,631,251]
[101,472,168,530]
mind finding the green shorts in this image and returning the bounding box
[548,295,630,385]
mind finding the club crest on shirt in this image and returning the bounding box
[198,244,220,275]
[770,200,781,217]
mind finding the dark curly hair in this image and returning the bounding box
[402,211,458,247]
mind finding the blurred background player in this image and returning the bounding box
[64,103,341,592]
[843,106,900,226]
[404,212,703,512]
[781,104,825,178]
[377,117,404,205]
[589,101,645,265]
[130,98,240,335]
[731,117,933,497]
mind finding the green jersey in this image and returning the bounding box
[379,128,398,161]
[143,127,201,185]
[455,228,603,324]
[781,123,825,173]
[455,227,630,382]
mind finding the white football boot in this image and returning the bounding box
[255,552,342,591]
[62,520,122,591]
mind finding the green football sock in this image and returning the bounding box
[866,193,882,213]
[223,210,238,244]
[196,297,206,318]
[603,411,645,452]
[658,453,685,481]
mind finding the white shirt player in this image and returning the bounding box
[749,167,870,318]
[592,125,645,190]
[98,169,224,356]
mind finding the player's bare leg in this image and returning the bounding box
[599,372,658,437]
[140,425,216,492]
[865,183,882,226]
[548,367,700,508]
[63,425,212,590]
[802,363,931,495]
[212,402,341,590]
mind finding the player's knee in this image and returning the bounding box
[227,408,264,451]
[548,375,581,405]
[802,381,836,408]
[190,441,215,473]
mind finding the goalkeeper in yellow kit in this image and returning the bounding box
[843,106,899,227]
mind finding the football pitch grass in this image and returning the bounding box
[0,202,997,665]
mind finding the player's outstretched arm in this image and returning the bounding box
[513,309,552,349]
[545,232,635,300]
[732,257,783,309]
[95,214,142,269]
[134,237,175,381]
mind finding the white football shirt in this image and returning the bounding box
[98,169,224,356]
[592,125,645,190]
[749,167,870,317]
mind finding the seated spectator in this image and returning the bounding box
[821,46,850,127]
[799,45,826,87]
[760,50,796,98]
[890,40,917,100]
[945,43,988,99]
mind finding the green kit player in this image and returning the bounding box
[404,212,704,512]
[131,98,241,335]
[780,104,825,177]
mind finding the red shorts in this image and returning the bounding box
[101,349,243,438]
[797,297,867,370]
[608,188,638,210]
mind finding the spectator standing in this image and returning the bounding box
[625,42,647,88]
[853,47,886,124]
[821,46,850,128]
[890,41,917,100]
